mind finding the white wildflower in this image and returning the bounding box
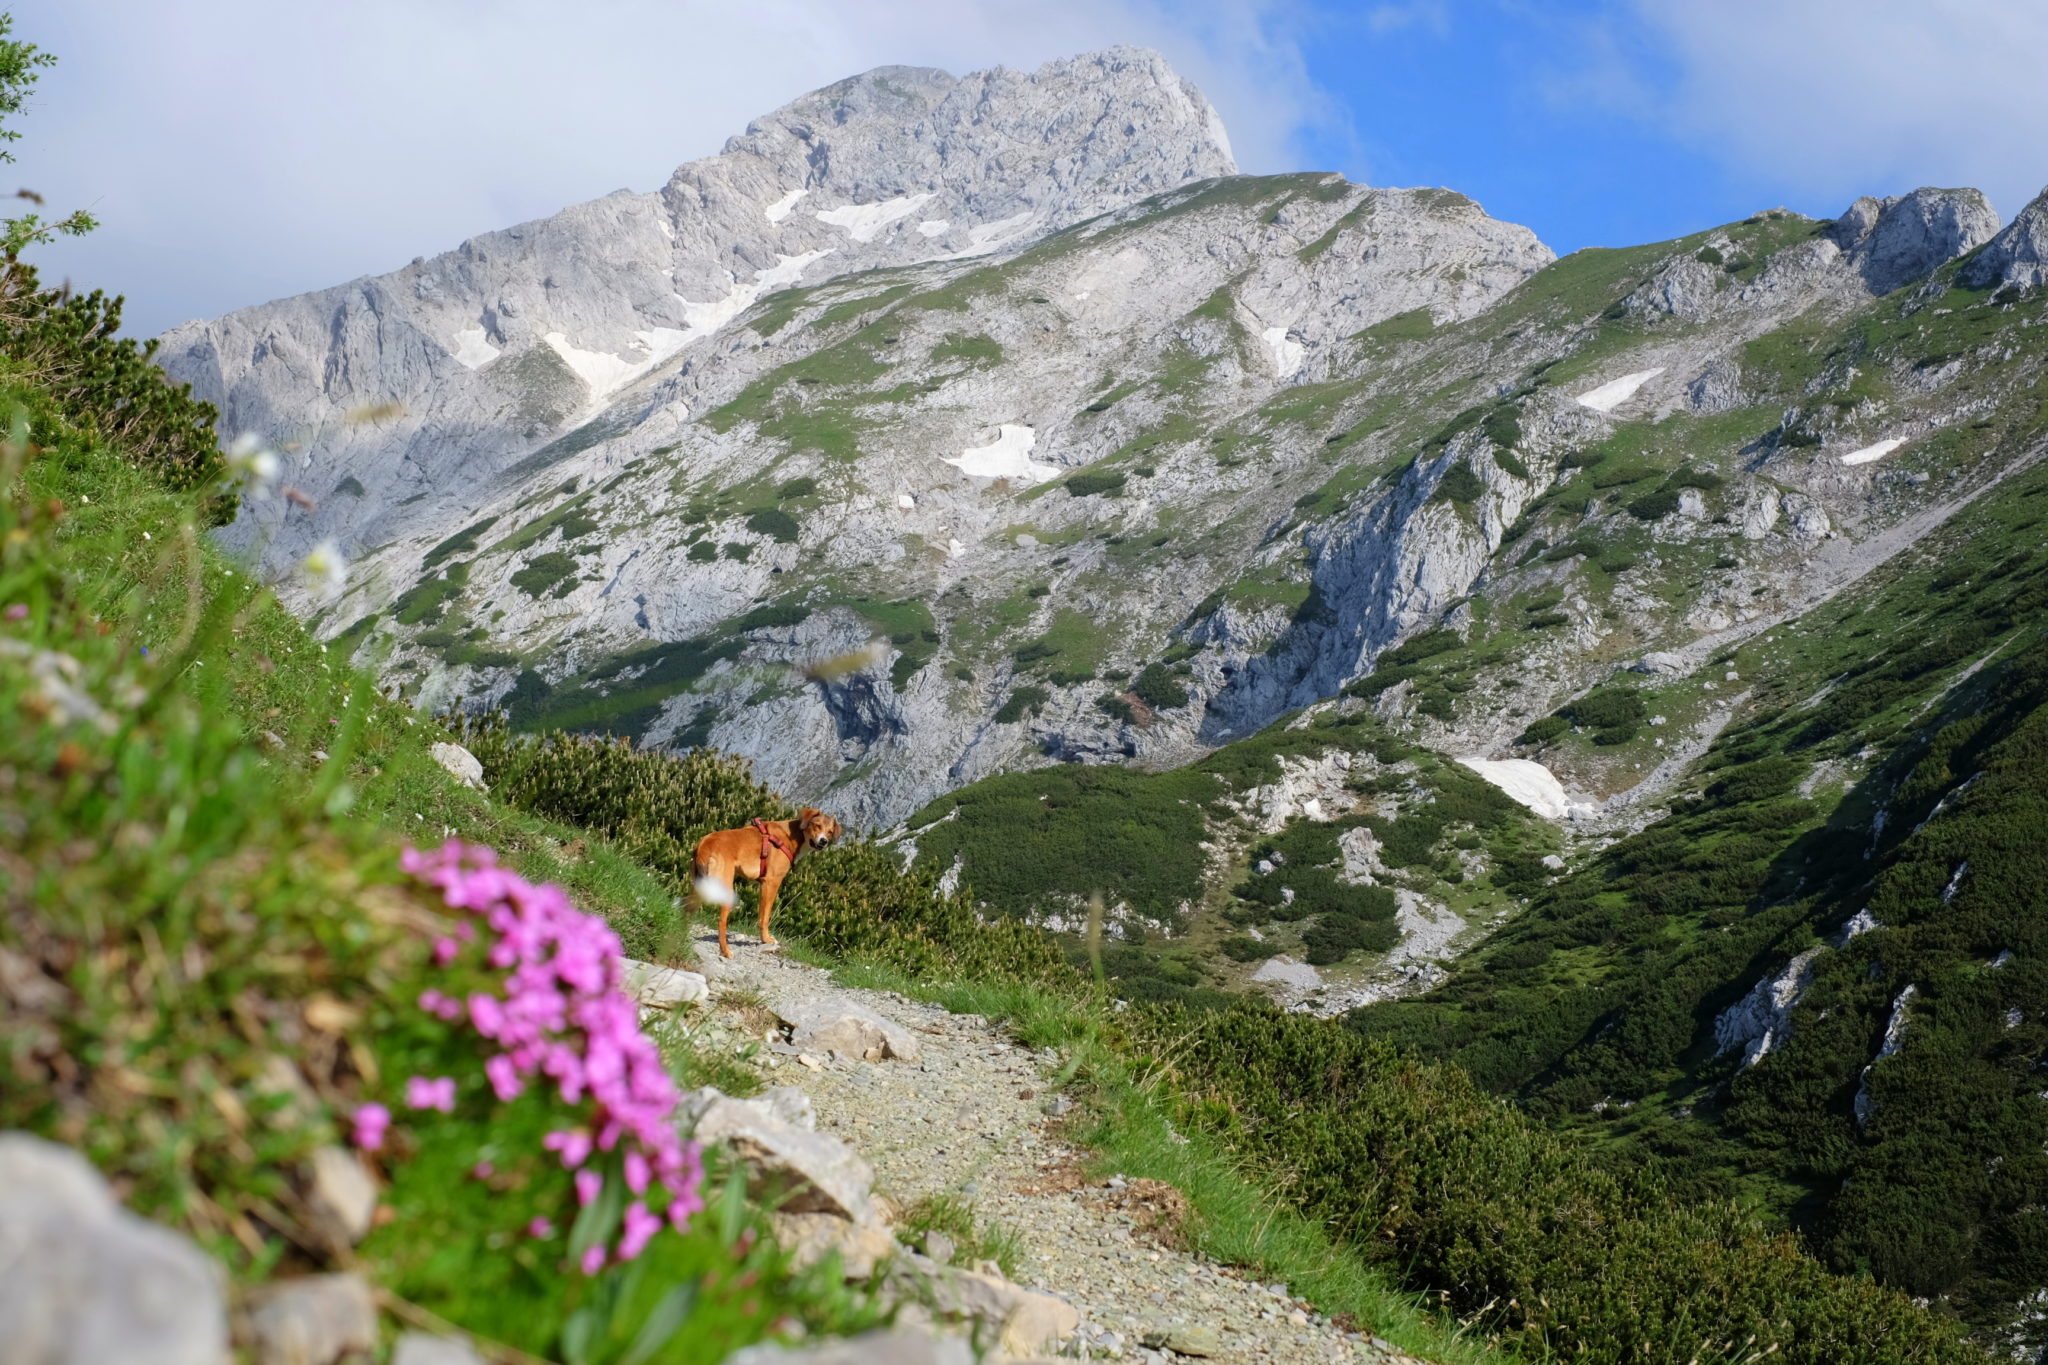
[225,433,281,494]
[299,539,348,597]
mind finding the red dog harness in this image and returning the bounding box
[752,818,795,879]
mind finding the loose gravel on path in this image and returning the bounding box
[693,936,1434,1364]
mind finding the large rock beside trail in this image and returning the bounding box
[624,959,709,1010]
[0,1131,230,1365]
[898,1253,1081,1355]
[774,997,922,1063]
[685,1088,878,1222]
[770,1211,899,1278]
[722,1330,973,1365]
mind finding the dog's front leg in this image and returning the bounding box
[757,872,783,951]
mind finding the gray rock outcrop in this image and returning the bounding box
[1962,185,2048,291]
[1829,187,2001,294]
[685,1087,879,1222]
[0,1132,229,1365]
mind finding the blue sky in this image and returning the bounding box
[9,0,2047,336]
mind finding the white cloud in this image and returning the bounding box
[1628,0,2048,221]
[4,0,1329,337]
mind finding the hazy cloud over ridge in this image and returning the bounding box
[1624,0,2048,218]
[6,0,1320,336]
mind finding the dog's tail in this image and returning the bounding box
[691,856,736,908]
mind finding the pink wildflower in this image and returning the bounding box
[580,1245,607,1276]
[405,1076,457,1113]
[618,1201,662,1261]
[527,1216,554,1239]
[471,1160,495,1179]
[3,603,26,622]
[350,1103,391,1152]
[401,840,706,1262]
[544,1129,594,1169]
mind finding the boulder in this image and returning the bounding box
[623,959,709,1010]
[428,742,486,791]
[774,997,921,1063]
[911,1259,1079,1355]
[0,1131,229,1365]
[1633,650,1687,676]
[770,1211,899,1278]
[686,1089,877,1222]
[303,1145,378,1247]
[241,1274,378,1365]
[753,1085,817,1131]
[722,1330,973,1365]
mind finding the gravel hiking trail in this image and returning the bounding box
[693,934,1437,1364]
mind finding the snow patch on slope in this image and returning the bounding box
[1457,757,1592,822]
[1262,326,1304,378]
[917,220,950,238]
[449,327,500,370]
[942,212,1038,260]
[542,250,836,404]
[944,424,1060,483]
[815,194,935,243]
[1575,368,1665,413]
[764,188,809,224]
[1841,437,1906,466]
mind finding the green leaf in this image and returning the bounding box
[619,1283,698,1365]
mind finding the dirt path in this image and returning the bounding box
[691,935,1427,1364]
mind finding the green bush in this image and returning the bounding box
[744,507,800,543]
[1517,715,1570,746]
[1131,662,1190,710]
[775,475,818,499]
[1435,460,1485,504]
[994,686,1048,723]
[1221,935,1276,963]
[1066,470,1127,498]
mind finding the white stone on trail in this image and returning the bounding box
[814,193,937,243]
[429,741,486,791]
[1249,956,1321,995]
[623,959,709,1009]
[1261,325,1304,378]
[943,424,1060,483]
[1457,756,1592,822]
[906,1254,1082,1354]
[1841,437,1906,466]
[775,997,922,1063]
[896,493,917,509]
[447,326,499,370]
[764,188,809,223]
[1574,367,1666,413]
[0,1132,229,1365]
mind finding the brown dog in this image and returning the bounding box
[691,807,843,958]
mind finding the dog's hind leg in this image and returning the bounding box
[693,854,739,959]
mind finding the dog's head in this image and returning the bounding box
[797,807,843,848]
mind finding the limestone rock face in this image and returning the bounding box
[0,1132,229,1365]
[1962,185,2048,291]
[1829,187,2001,294]
[157,47,1236,573]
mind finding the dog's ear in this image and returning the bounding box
[799,806,821,820]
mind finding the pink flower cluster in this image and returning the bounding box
[399,840,706,1271]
